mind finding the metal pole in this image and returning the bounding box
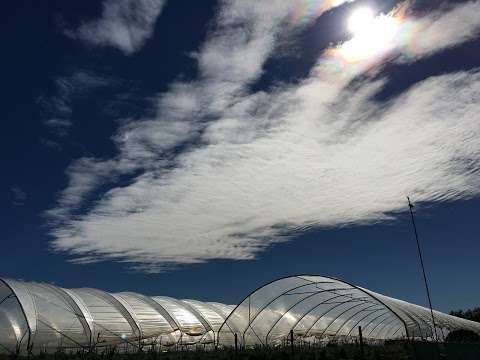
[359,326,364,359]
[290,329,294,356]
[407,197,438,341]
[234,333,238,354]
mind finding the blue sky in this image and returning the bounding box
[2,0,480,313]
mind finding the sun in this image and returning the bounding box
[340,7,400,63]
[348,7,375,34]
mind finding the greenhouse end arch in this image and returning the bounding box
[0,275,479,354]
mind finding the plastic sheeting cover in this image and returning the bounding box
[1,275,479,354]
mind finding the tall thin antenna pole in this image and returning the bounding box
[407,196,438,341]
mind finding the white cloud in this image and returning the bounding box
[40,71,114,140]
[41,71,113,118]
[50,69,480,270]
[48,0,299,216]
[46,157,139,223]
[397,0,480,60]
[48,1,480,271]
[71,0,167,54]
[45,118,72,128]
[44,118,72,138]
[11,187,27,206]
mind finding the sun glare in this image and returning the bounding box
[341,7,400,63]
[348,7,375,34]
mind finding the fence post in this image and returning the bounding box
[290,329,294,357]
[234,333,238,354]
[359,326,364,359]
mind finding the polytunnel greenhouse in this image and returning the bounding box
[1,275,479,354]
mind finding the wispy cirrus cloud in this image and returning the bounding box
[49,0,298,223]
[68,0,167,54]
[11,187,27,206]
[43,118,72,138]
[39,71,115,144]
[397,0,480,60]
[48,0,480,272]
